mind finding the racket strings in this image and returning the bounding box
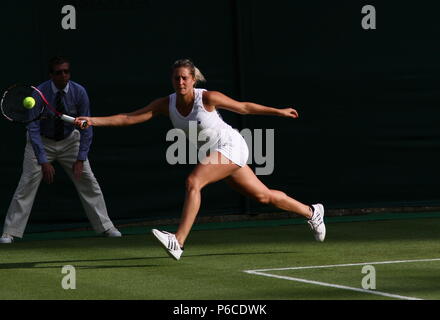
[1,85,42,123]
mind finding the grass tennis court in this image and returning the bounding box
[1,212,439,300]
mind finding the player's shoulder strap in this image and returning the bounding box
[194,88,207,107]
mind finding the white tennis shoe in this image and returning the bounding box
[308,203,326,242]
[152,229,184,260]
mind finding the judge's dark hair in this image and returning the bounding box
[48,56,70,74]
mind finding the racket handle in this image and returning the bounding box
[60,114,88,129]
[79,120,88,129]
[61,114,75,123]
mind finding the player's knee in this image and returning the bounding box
[255,192,271,205]
[185,175,202,192]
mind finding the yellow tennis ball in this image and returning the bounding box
[23,97,36,109]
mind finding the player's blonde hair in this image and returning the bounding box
[172,58,206,86]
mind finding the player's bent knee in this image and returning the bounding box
[255,193,271,205]
[185,175,202,192]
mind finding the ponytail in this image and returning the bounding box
[172,58,206,87]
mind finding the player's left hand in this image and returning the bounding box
[281,108,299,118]
[73,160,84,180]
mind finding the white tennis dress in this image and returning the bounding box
[168,88,249,167]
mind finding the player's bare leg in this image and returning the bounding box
[225,165,326,241]
[152,152,240,260]
[175,152,240,246]
[225,165,312,218]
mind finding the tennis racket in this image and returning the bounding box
[1,84,86,128]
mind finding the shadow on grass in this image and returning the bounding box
[0,250,298,270]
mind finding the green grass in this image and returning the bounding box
[1,215,439,300]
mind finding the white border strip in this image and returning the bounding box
[244,258,440,300]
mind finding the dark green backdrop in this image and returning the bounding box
[1,0,439,225]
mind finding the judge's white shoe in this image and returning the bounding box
[0,233,14,244]
[308,204,326,242]
[104,228,122,237]
[152,229,183,260]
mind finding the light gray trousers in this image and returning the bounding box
[3,130,115,238]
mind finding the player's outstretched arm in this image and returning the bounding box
[204,91,298,118]
[74,97,168,128]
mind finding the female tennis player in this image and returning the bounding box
[74,59,325,260]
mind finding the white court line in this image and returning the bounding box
[244,258,440,300]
